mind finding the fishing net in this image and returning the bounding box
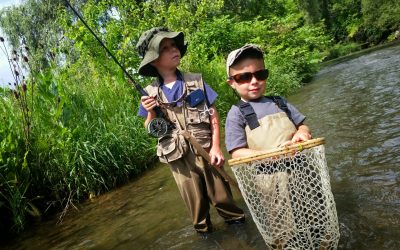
[228,138,340,249]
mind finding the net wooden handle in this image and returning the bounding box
[228,138,325,166]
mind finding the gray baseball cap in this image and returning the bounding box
[136,27,188,77]
[226,44,263,77]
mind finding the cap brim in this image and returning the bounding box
[226,44,263,77]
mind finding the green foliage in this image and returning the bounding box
[222,0,290,20]
[28,64,156,203]
[325,42,362,60]
[301,0,400,45]
[0,36,36,232]
[361,0,400,43]
[296,0,324,24]
[329,0,363,41]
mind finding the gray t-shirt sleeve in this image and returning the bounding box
[286,100,306,126]
[225,106,248,153]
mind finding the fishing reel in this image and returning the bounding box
[147,117,171,138]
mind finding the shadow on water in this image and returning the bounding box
[3,44,400,249]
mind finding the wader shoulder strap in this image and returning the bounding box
[235,96,294,130]
[268,96,294,124]
[236,100,260,130]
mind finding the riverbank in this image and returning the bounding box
[320,39,400,68]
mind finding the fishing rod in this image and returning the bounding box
[64,0,170,137]
[64,1,243,192]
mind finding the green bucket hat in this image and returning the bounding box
[136,27,188,77]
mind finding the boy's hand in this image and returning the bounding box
[209,146,225,168]
[280,125,311,148]
[291,124,312,143]
[291,129,312,143]
[141,95,157,112]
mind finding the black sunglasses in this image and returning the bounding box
[229,69,269,84]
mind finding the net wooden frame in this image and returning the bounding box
[228,138,326,166]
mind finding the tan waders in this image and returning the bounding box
[247,112,297,247]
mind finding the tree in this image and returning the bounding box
[0,0,65,72]
[361,0,400,42]
[297,0,323,24]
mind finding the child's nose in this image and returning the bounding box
[169,45,178,51]
[250,74,258,84]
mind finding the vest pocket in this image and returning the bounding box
[186,107,201,124]
[194,135,211,149]
[186,106,210,124]
[157,133,188,163]
[190,127,211,149]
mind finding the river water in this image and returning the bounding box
[3,44,400,250]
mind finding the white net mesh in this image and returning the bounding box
[231,144,340,249]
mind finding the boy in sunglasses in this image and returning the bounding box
[225,44,311,158]
[225,44,313,247]
[136,27,245,235]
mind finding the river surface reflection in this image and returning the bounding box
[289,44,400,249]
[3,44,400,250]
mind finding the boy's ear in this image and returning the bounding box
[226,78,235,88]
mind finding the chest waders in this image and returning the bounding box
[236,96,297,150]
[236,97,297,246]
[147,75,245,233]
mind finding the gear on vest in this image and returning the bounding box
[145,73,212,163]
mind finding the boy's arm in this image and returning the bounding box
[208,105,225,168]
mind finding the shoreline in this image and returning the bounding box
[320,40,400,68]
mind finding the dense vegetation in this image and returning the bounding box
[0,0,399,236]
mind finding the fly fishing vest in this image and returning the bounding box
[145,73,212,163]
[236,97,297,151]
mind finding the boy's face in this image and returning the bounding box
[151,38,181,71]
[227,58,266,101]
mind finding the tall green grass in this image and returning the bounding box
[0,59,157,234]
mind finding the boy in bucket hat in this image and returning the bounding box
[136,27,245,235]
